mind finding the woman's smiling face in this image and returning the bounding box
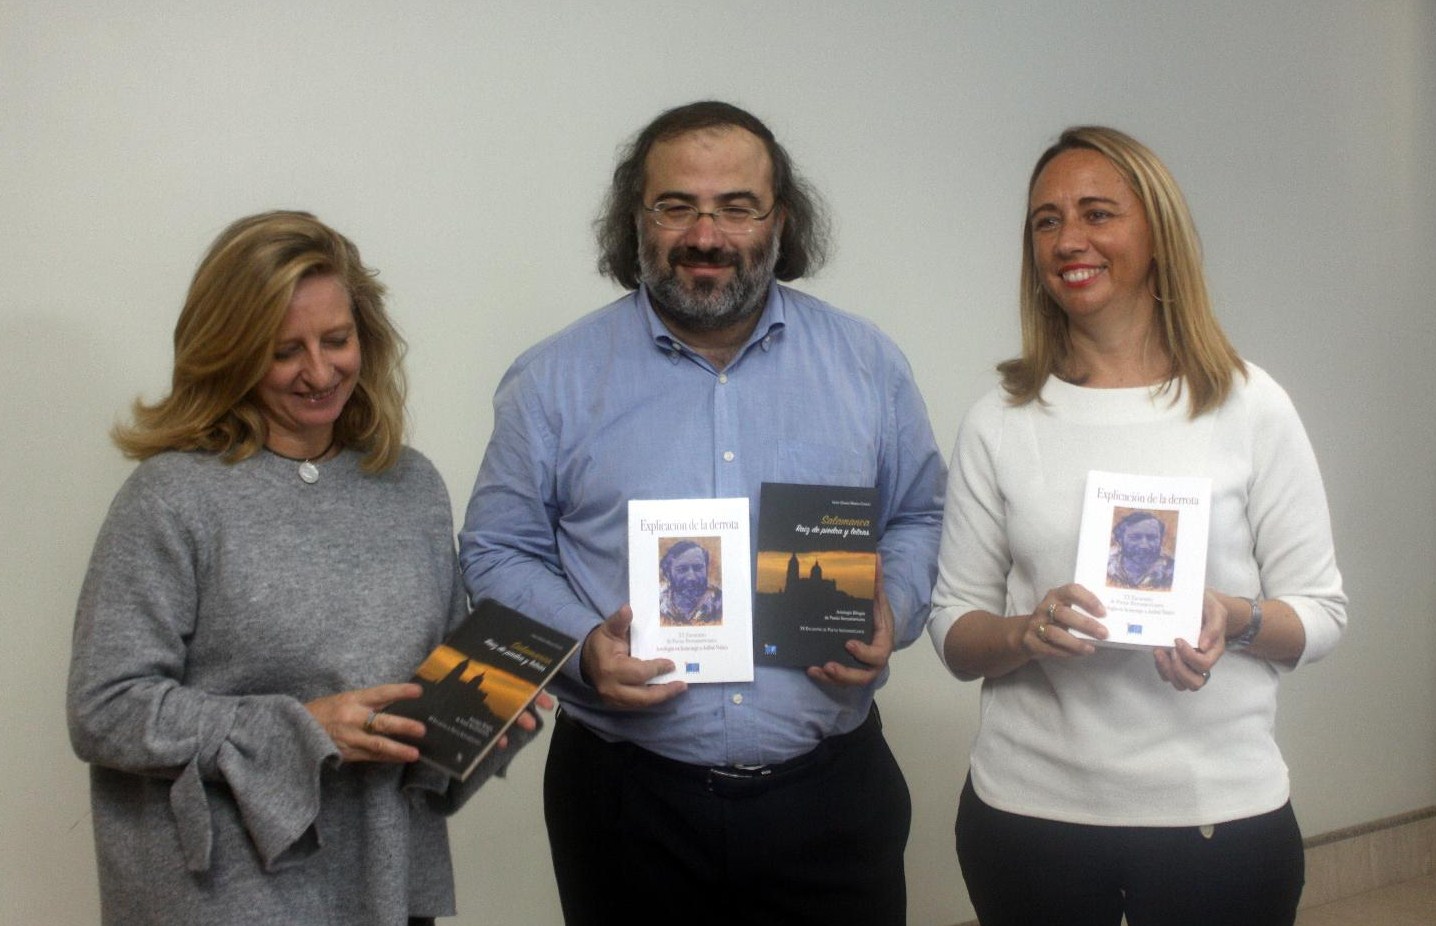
[254,273,361,458]
[1028,147,1156,327]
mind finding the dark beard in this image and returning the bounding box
[638,232,779,332]
[673,581,708,612]
[1120,551,1158,580]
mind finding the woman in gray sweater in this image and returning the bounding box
[68,211,503,925]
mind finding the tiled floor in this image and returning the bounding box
[1294,873,1436,925]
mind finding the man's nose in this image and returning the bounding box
[682,213,725,250]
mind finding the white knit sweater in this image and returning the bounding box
[928,364,1346,826]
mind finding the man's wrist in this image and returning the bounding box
[579,625,602,687]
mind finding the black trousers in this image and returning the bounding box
[544,706,911,926]
[956,776,1305,926]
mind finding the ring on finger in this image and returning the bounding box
[1036,622,1049,642]
[362,710,378,734]
[1046,602,1058,623]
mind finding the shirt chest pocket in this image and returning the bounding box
[768,439,877,487]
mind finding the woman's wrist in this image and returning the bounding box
[1226,596,1263,650]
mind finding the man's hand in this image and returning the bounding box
[580,605,688,708]
[808,555,894,687]
[496,690,556,750]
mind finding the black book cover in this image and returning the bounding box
[753,482,879,668]
[386,599,577,780]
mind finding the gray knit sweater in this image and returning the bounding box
[68,447,469,925]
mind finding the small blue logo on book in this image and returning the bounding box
[763,644,778,656]
[685,662,701,673]
[1127,623,1143,635]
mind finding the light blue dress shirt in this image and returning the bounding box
[460,283,945,765]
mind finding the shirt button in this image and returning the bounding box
[731,693,744,705]
[717,373,728,384]
[722,451,735,462]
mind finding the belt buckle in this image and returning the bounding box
[708,764,772,782]
[704,764,774,797]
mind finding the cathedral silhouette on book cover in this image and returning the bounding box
[778,553,853,608]
[424,658,504,733]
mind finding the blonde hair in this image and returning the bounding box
[113,210,408,471]
[999,126,1245,417]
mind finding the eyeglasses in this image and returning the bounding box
[643,201,777,234]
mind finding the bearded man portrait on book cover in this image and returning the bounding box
[658,538,724,626]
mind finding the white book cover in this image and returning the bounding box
[628,497,753,684]
[1070,471,1212,649]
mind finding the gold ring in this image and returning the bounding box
[362,710,378,734]
[1046,602,1058,622]
[1036,622,1048,641]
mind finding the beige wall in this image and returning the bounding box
[3,2,1433,923]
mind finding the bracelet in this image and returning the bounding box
[1228,596,1263,650]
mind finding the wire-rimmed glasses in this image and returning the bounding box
[643,201,777,235]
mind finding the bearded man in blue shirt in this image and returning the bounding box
[460,100,945,926]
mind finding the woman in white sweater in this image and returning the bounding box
[929,127,1346,925]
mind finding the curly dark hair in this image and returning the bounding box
[596,100,831,289]
[660,539,710,578]
[1112,510,1165,544]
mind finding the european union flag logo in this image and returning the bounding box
[1127,624,1143,635]
[763,644,778,656]
[685,662,701,673]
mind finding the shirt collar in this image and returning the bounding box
[638,282,786,363]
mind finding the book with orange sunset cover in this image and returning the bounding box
[753,482,879,669]
[385,599,578,780]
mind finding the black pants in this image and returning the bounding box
[545,706,911,926]
[956,776,1305,926]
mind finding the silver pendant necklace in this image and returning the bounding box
[267,438,337,484]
